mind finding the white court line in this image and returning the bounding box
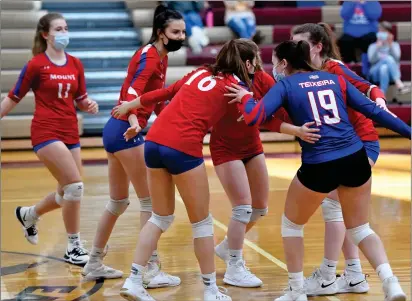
[175,195,341,301]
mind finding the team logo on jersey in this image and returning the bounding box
[309,75,319,80]
[43,66,51,70]
[1,251,104,300]
[50,74,76,80]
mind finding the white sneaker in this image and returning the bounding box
[64,242,89,266]
[305,268,338,296]
[336,272,369,294]
[224,259,262,287]
[120,277,155,301]
[204,285,232,301]
[143,261,181,288]
[15,206,39,245]
[275,287,308,301]
[383,276,406,301]
[215,239,229,262]
[82,262,123,281]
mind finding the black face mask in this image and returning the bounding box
[163,35,184,52]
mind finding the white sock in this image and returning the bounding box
[89,246,104,264]
[222,236,228,246]
[288,271,304,291]
[202,271,217,289]
[345,258,362,275]
[28,206,39,219]
[129,263,145,284]
[149,250,159,263]
[228,249,242,264]
[376,263,394,282]
[67,233,80,248]
[320,258,338,281]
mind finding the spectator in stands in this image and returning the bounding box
[224,1,263,44]
[338,0,381,65]
[165,1,209,54]
[368,21,411,95]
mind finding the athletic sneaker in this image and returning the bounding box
[383,276,406,301]
[204,285,232,301]
[305,268,338,296]
[64,241,89,266]
[120,277,155,301]
[82,262,123,281]
[223,259,262,287]
[275,287,308,301]
[336,272,369,294]
[15,206,39,245]
[143,261,181,288]
[215,238,229,262]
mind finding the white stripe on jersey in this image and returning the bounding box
[142,44,152,54]
[128,86,138,97]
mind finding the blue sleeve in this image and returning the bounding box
[239,80,287,126]
[345,80,411,139]
[340,2,357,20]
[362,1,382,20]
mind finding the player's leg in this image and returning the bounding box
[82,151,129,280]
[117,142,180,288]
[214,159,262,288]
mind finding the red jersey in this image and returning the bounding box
[113,44,167,129]
[8,52,87,146]
[143,67,243,158]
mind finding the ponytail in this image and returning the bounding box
[148,4,183,44]
[274,40,319,72]
[32,12,64,56]
[318,22,342,61]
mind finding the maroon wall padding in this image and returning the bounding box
[380,4,411,22]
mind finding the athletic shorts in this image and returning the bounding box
[103,117,144,153]
[33,139,80,153]
[144,141,204,175]
[363,140,380,163]
[297,147,372,193]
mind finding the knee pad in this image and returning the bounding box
[347,223,375,246]
[62,182,84,201]
[106,198,130,216]
[55,193,63,206]
[281,214,304,237]
[192,214,214,239]
[321,198,343,222]
[250,207,268,222]
[231,205,252,224]
[139,197,152,212]
[148,213,174,232]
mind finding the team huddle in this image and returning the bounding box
[1,4,410,301]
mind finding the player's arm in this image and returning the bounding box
[1,61,37,118]
[73,58,99,114]
[343,77,411,139]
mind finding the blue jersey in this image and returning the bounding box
[239,71,411,164]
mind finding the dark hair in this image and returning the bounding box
[148,4,183,44]
[208,39,257,87]
[380,21,392,33]
[32,12,65,56]
[274,40,318,72]
[292,22,342,61]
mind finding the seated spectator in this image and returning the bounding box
[224,1,263,44]
[368,21,411,95]
[338,0,381,63]
[165,1,209,54]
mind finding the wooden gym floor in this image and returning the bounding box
[1,138,410,301]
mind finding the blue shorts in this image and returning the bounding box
[103,117,144,153]
[363,140,380,163]
[33,139,80,153]
[144,141,204,175]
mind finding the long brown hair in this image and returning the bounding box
[292,22,342,61]
[274,40,319,72]
[208,39,257,87]
[32,12,65,56]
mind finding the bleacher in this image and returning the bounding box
[1,0,411,142]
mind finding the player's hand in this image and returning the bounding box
[225,83,253,104]
[78,98,99,114]
[113,101,132,117]
[123,124,141,141]
[297,122,321,144]
[376,98,398,118]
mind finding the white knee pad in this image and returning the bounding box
[321,198,343,222]
[281,214,304,237]
[62,182,84,201]
[347,223,375,246]
[55,193,63,206]
[106,198,130,216]
[139,197,152,212]
[250,207,268,222]
[192,214,214,239]
[232,205,253,224]
[148,213,174,232]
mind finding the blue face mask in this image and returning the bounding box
[376,31,388,41]
[272,62,286,82]
[53,32,70,50]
